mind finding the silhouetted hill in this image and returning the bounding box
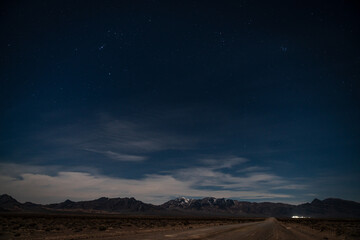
[0,194,44,212]
[161,197,294,217]
[46,196,161,213]
[161,197,360,218]
[293,198,360,218]
[1,194,359,218]
[0,194,22,210]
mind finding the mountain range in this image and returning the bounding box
[1,194,360,218]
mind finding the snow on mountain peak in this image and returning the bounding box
[175,197,191,205]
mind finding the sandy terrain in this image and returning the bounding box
[114,218,358,240]
[1,214,359,239]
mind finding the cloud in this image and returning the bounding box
[0,170,291,205]
[271,184,307,190]
[33,115,198,162]
[237,166,269,173]
[174,167,285,190]
[84,149,146,162]
[200,155,248,168]
[0,162,303,205]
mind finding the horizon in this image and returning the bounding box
[2,193,356,206]
[0,1,359,206]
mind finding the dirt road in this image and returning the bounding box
[5,217,343,240]
[118,218,334,240]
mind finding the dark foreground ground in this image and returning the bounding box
[278,218,360,240]
[0,213,359,239]
[0,213,263,239]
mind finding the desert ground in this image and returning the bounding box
[1,213,359,240]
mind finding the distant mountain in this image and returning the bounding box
[161,197,294,217]
[0,194,42,212]
[293,198,360,218]
[0,194,22,211]
[45,197,161,213]
[1,194,359,218]
[161,197,360,218]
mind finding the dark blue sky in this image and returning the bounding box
[0,0,359,204]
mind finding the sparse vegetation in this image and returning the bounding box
[278,218,360,240]
[98,225,107,231]
[0,213,263,239]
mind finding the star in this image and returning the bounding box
[99,44,106,50]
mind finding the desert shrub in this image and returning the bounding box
[336,228,344,236]
[13,224,23,230]
[27,222,37,228]
[98,226,107,231]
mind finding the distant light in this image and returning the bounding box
[291,216,308,218]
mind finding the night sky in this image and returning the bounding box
[0,1,359,204]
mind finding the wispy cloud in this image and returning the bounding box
[33,114,198,163]
[174,167,285,191]
[0,161,304,204]
[84,148,146,162]
[271,184,307,190]
[90,115,198,152]
[237,166,269,173]
[199,155,248,169]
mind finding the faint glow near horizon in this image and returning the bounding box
[291,216,309,218]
